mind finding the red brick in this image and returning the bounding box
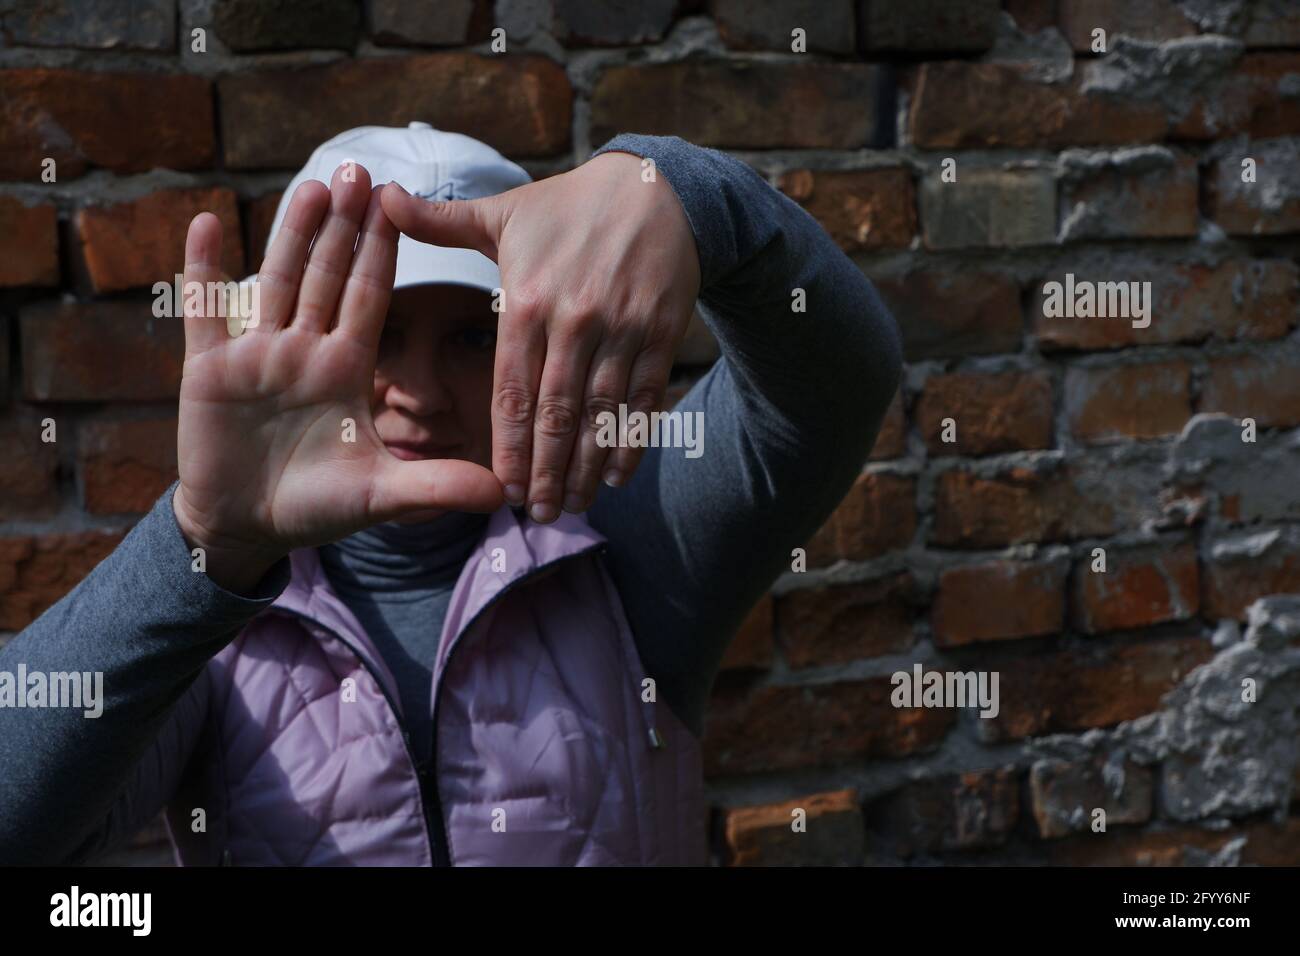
[78,415,178,515]
[0,529,127,630]
[243,190,284,269]
[1243,3,1300,48]
[920,166,1057,249]
[0,409,60,520]
[803,471,916,567]
[1176,53,1300,141]
[703,675,955,775]
[0,69,213,179]
[777,573,915,667]
[777,167,916,251]
[986,635,1212,741]
[932,461,1162,548]
[218,54,572,168]
[869,388,906,460]
[1064,360,1192,444]
[1071,540,1199,633]
[1202,527,1300,620]
[723,789,864,866]
[1060,149,1198,240]
[712,0,856,55]
[1058,0,1197,51]
[869,766,1019,856]
[720,594,774,671]
[76,188,244,294]
[1050,816,1300,866]
[915,370,1053,456]
[591,61,879,150]
[874,270,1022,360]
[859,0,1000,52]
[1034,259,1298,351]
[909,62,1167,149]
[932,558,1068,647]
[1200,347,1300,429]
[1005,0,1058,33]
[0,198,59,287]
[20,300,184,402]
[1030,756,1154,839]
[1209,142,1300,236]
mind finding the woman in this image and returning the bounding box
[0,125,902,865]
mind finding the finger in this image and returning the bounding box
[561,340,630,514]
[527,327,598,523]
[181,212,227,355]
[367,456,505,523]
[491,305,546,507]
[380,182,502,260]
[254,180,331,333]
[603,343,675,487]
[292,162,374,333]
[334,185,399,350]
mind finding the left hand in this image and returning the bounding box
[380,150,701,522]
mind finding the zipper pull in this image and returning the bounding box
[648,727,666,750]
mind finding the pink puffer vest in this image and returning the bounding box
[163,505,708,865]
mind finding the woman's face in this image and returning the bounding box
[371,283,498,520]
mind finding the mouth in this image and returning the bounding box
[384,441,461,461]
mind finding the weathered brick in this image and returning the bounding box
[921,167,1056,249]
[1034,259,1298,351]
[591,61,878,150]
[1072,540,1199,633]
[1064,359,1192,443]
[20,300,184,402]
[1177,53,1300,141]
[212,0,360,51]
[777,573,914,667]
[1050,816,1300,866]
[909,62,1167,149]
[777,167,916,252]
[0,409,60,520]
[713,0,856,54]
[859,0,1000,52]
[371,0,490,46]
[1029,756,1154,838]
[720,594,774,671]
[932,459,1163,549]
[1208,138,1300,236]
[1059,148,1198,240]
[1200,345,1300,429]
[3,0,176,50]
[76,188,244,294]
[873,271,1022,360]
[1005,0,1058,34]
[1243,0,1300,47]
[78,415,178,515]
[915,370,1053,456]
[243,190,284,269]
[551,0,677,46]
[724,789,864,866]
[869,767,1019,857]
[932,558,1068,647]
[0,197,59,287]
[703,675,955,774]
[1202,527,1300,620]
[0,69,214,179]
[803,471,916,567]
[985,635,1212,741]
[868,388,906,460]
[0,529,127,630]
[219,55,572,168]
[1058,0,1198,51]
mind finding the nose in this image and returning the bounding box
[380,343,453,417]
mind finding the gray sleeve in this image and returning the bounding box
[0,479,291,864]
[586,134,904,739]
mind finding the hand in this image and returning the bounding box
[381,150,702,523]
[173,164,503,593]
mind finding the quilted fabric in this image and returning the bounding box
[165,505,707,866]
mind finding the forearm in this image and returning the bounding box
[0,480,290,863]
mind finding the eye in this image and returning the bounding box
[453,327,497,351]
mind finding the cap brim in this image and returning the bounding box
[240,237,501,295]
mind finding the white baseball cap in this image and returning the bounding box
[247,122,532,293]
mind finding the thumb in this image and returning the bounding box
[380,181,502,261]
[367,455,505,524]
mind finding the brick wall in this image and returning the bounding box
[2,0,1299,867]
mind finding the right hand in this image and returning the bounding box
[172,163,504,594]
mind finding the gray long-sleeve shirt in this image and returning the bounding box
[0,133,903,864]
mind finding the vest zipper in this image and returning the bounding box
[427,540,608,867]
